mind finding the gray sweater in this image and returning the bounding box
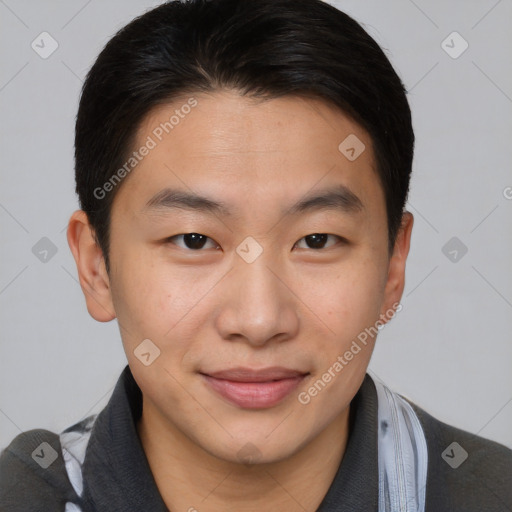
[1,366,511,511]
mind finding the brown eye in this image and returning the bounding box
[294,233,343,250]
[167,233,219,250]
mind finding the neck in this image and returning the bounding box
[137,400,351,512]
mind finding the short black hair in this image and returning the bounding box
[74,0,414,273]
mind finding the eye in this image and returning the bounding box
[166,233,220,251]
[294,233,344,250]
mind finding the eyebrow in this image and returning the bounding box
[142,184,364,218]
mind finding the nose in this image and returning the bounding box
[214,249,300,347]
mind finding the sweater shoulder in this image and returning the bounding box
[406,398,512,512]
[0,428,80,512]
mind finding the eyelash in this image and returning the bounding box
[165,233,346,251]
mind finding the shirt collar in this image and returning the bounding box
[317,373,379,511]
[81,365,378,511]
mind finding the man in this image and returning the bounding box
[1,0,510,510]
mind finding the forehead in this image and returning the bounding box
[111,90,383,222]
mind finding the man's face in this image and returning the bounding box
[104,90,404,463]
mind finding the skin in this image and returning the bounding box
[67,89,413,512]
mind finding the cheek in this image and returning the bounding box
[301,263,384,405]
[306,259,385,337]
[109,253,173,343]
[111,253,218,358]
[158,291,173,315]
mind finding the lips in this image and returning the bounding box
[200,367,308,409]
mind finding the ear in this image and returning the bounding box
[379,211,414,322]
[67,210,116,322]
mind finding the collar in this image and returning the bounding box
[80,365,379,511]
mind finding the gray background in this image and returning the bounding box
[1,0,511,452]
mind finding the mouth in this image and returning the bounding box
[199,367,309,409]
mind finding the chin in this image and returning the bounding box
[197,428,307,467]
